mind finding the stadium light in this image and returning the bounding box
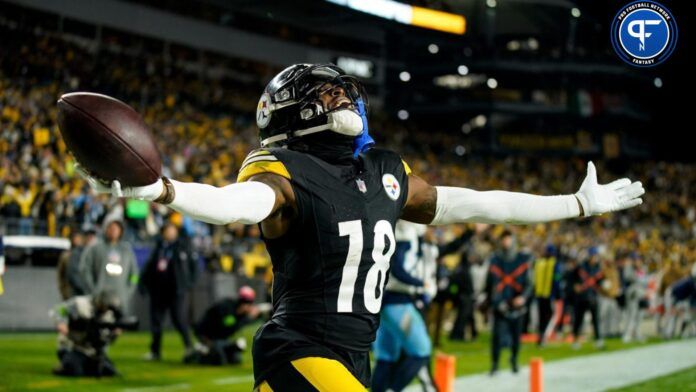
[326,0,466,34]
[399,71,411,82]
[433,74,490,89]
[487,78,498,89]
[486,0,497,9]
[571,8,581,18]
[455,145,467,156]
[336,57,374,78]
[397,110,410,120]
[654,77,663,88]
[457,65,469,75]
[428,44,439,54]
[473,115,487,128]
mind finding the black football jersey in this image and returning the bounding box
[237,147,411,386]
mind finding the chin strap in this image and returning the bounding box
[260,114,342,147]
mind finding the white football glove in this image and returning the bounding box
[75,165,163,201]
[574,162,645,217]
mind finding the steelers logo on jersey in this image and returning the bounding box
[382,173,401,201]
[256,92,272,128]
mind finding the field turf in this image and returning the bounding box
[610,365,696,392]
[0,325,672,391]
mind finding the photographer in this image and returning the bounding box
[184,286,263,365]
[50,290,137,377]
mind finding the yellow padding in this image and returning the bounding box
[237,161,291,182]
[291,357,366,392]
[402,160,412,175]
[258,381,273,392]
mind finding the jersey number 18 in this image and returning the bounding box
[337,220,395,314]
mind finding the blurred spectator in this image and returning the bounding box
[14,184,37,235]
[660,265,692,339]
[571,247,605,349]
[439,228,476,342]
[84,227,99,247]
[79,220,138,315]
[426,253,452,347]
[139,222,198,361]
[0,231,4,296]
[470,233,492,331]
[487,230,532,375]
[657,259,686,336]
[622,253,648,342]
[662,265,696,338]
[533,244,561,346]
[56,230,87,300]
[599,257,622,338]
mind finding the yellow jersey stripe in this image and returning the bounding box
[237,160,291,182]
[242,149,272,166]
[290,357,366,392]
[402,160,412,175]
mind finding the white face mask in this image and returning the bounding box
[326,109,364,136]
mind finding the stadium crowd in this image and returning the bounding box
[1,13,694,359]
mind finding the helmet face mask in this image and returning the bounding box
[257,64,370,148]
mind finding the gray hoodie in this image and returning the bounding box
[79,228,138,314]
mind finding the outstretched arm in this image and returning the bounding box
[402,162,644,225]
[77,167,285,227]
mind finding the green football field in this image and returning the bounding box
[609,366,696,392]
[0,325,682,391]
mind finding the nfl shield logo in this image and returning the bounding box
[356,178,367,193]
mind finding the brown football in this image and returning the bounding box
[57,92,162,186]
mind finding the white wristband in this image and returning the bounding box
[431,186,580,225]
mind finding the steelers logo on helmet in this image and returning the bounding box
[611,1,678,67]
[256,92,272,128]
[382,173,401,201]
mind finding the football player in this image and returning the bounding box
[372,220,437,392]
[81,63,645,391]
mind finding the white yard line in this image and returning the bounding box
[406,339,696,392]
[122,383,190,392]
[213,375,255,385]
[120,374,254,391]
